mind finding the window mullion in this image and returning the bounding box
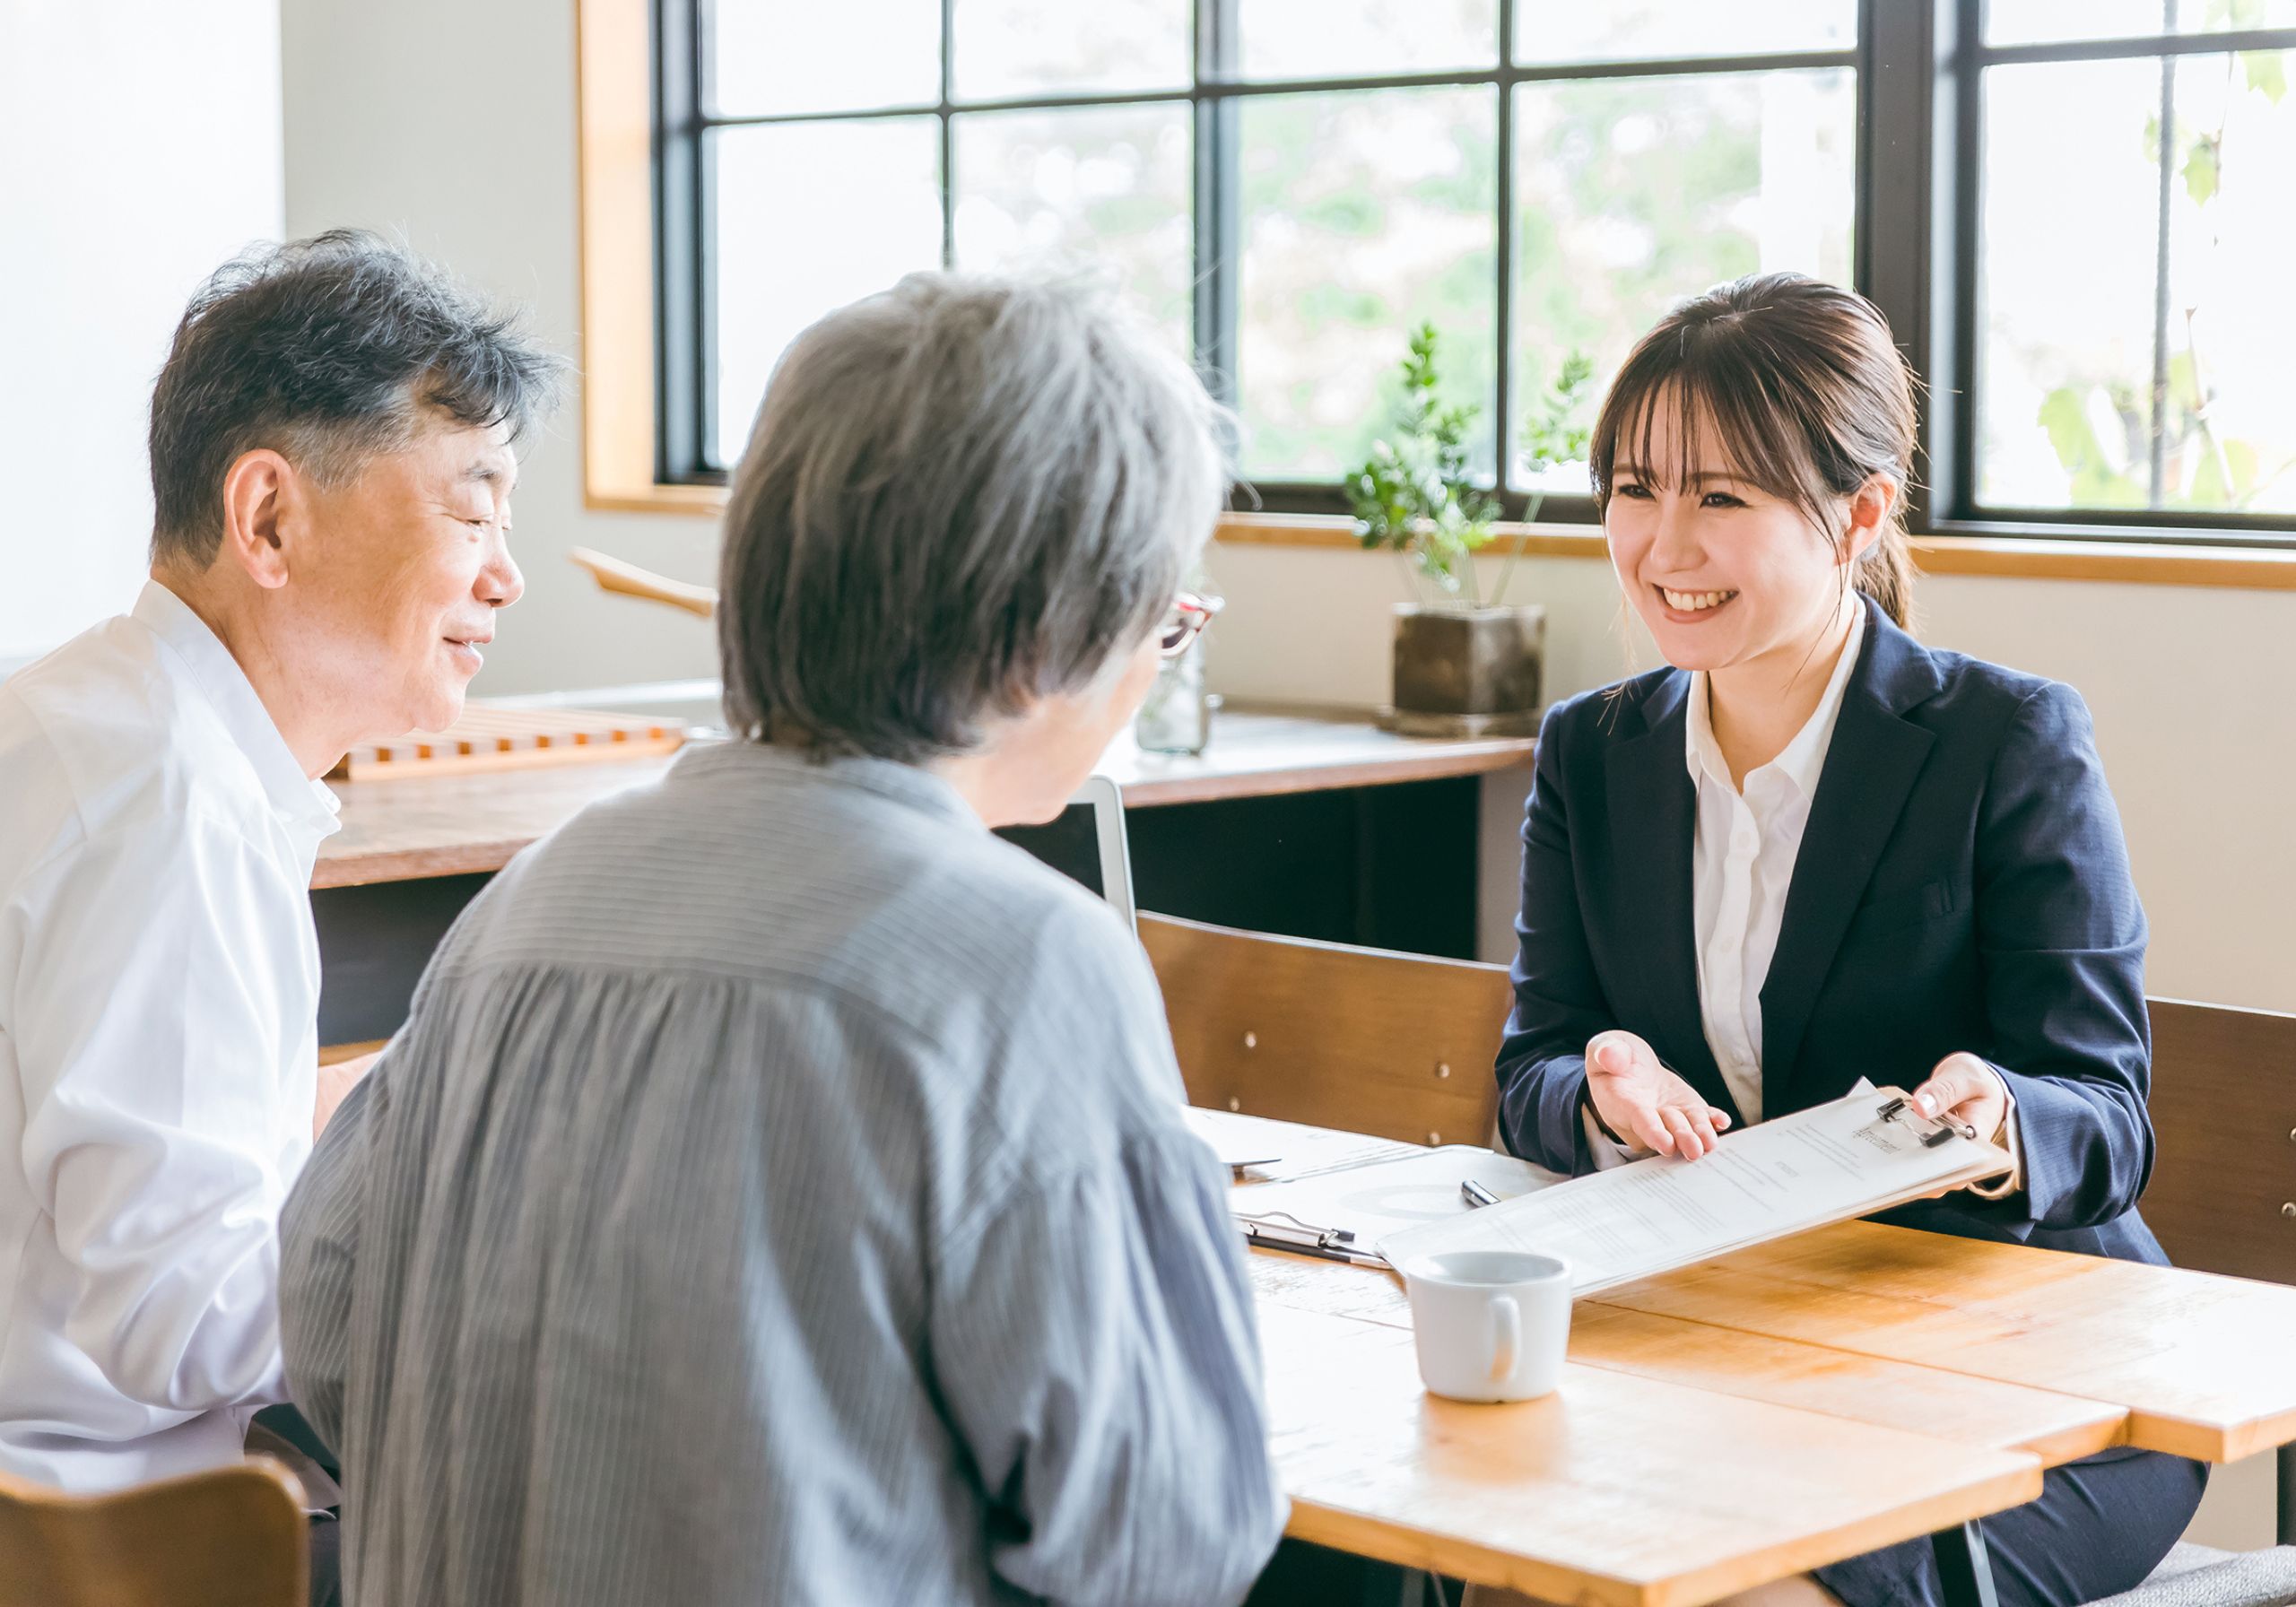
[2144,4,2179,508]
[1194,0,1241,410]
[939,0,957,270]
[1494,0,1516,499]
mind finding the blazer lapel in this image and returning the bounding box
[1605,674,1734,1117]
[1759,605,1943,1108]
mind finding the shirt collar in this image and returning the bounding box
[1684,598,1867,801]
[131,581,342,838]
[668,738,986,831]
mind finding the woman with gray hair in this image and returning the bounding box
[276,274,1287,1606]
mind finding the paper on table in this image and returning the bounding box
[1184,1106,1422,1182]
[1234,1145,1563,1264]
[1377,1086,2013,1294]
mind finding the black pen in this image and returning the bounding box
[1459,1179,1500,1209]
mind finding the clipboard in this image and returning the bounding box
[1233,1146,1563,1270]
[1378,1086,2014,1293]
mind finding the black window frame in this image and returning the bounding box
[653,0,2296,547]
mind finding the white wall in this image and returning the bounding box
[1203,539,2296,1018]
[0,0,284,666]
[278,0,721,698]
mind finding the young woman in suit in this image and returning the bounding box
[1496,273,2203,1607]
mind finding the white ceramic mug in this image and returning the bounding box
[1400,1249,1571,1403]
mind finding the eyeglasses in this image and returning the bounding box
[1159,589,1224,658]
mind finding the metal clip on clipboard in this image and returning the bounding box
[1237,1210,1387,1267]
[1874,1094,1979,1148]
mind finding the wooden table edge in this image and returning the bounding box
[310,840,536,889]
[2135,1402,2296,1465]
[1282,1455,2044,1607]
[1118,746,1534,808]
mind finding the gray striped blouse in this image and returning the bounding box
[279,742,1287,1605]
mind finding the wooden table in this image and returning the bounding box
[1223,1113,2296,1607]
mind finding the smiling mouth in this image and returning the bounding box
[1658,587,1739,613]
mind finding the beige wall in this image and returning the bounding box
[1203,539,2296,1017]
[0,0,283,664]
[280,0,723,698]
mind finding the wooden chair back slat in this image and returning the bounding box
[0,1459,307,1607]
[2142,996,2296,1288]
[1138,913,1512,1149]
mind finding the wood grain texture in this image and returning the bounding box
[567,547,718,618]
[1599,1220,2296,1463]
[2144,997,2296,1286]
[313,756,671,888]
[330,706,685,782]
[313,710,1535,888]
[0,1457,307,1607]
[1206,513,2296,591]
[1244,1254,2123,1467]
[1258,1300,2041,1607]
[1146,915,1511,1148]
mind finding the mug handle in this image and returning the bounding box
[1489,1295,1521,1385]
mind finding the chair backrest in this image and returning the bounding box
[2142,996,2296,1288]
[1138,912,1513,1148]
[0,1458,307,1607]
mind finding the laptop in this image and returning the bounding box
[992,774,1135,931]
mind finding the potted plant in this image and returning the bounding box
[1346,325,1592,736]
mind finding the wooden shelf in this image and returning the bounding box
[313,705,1536,890]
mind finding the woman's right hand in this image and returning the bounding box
[1584,1030,1733,1160]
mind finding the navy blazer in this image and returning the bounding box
[1496,597,2165,1264]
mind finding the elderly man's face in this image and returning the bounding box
[289,420,524,737]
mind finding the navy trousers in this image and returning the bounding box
[1814,1449,2209,1607]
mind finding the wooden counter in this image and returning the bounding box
[313,706,1536,890]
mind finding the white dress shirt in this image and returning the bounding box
[0,581,338,1491]
[1587,605,2019,1186]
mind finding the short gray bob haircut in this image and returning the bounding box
[718,273,1230,763]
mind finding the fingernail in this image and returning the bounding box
[1911,1094,1934,1116]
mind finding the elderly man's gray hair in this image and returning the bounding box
[718,274,1230,763]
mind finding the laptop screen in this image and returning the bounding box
[994,804,1106,900]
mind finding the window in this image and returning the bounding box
[1960,4,2296,526]
[656,1,2296,543]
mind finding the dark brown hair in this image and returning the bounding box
[1587,272,1919,628]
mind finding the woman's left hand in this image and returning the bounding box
[1908,1052,2009,1145]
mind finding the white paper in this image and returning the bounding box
[1377,1086,2012,1293]
[1234,1145,1564,1253]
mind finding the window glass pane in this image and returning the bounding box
[710,119,944,466]
[952,105,1193,345]
[1986,0,2296,48]
[1977,52,2296,515]
[709,0,941,117]
[1511,69,1855,492]
[1238,86,1499,479]
[1518,0,1855,65]
[952,0,1188,98]
[1236,0,1496,82]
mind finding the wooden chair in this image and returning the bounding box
[2112,991,2296,1607]
[0,1457,308,1607]
[1137,912,1514,1150]
[2136,996,2296,1567]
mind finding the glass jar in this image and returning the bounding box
[1134,633,1215,755]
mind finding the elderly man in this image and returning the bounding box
[0,230,560,1521]
[279,274,1287,1606]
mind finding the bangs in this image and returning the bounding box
[1591,327,1837,534]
